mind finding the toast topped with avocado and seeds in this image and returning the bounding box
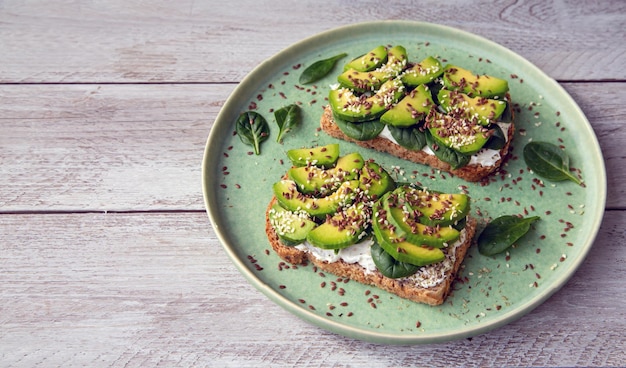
[321,45,515,183]
[265,145,476,306]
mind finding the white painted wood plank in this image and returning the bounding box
[0,211,623,366]
[0,0,624,83]
[0,83,234,212]
[1,82,623,212]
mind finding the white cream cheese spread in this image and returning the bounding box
[379,122,512,167]
[296,229,467,288]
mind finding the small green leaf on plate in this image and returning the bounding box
[523,141,582,185]
[478,215,541,256]
[299,53,347,85]
[274,104,301,143]
[235,111,270,155]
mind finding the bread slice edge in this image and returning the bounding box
[265,196,477,306]
[320,105,515,182]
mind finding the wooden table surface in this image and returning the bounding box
[1,1,625,367]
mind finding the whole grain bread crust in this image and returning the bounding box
[265,197,477,306]
[320,104,515,182]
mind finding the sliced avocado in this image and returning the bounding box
[286,143,340,168]
[438,88,507,126]
[334,152,366,179]
[371,198,445,267]
[343,45,388,72]
[306,202,370,250]
[359,160,395,199]
[377,45,408,76]
[268,203,317,245]
[328,79,405,122]
[442,64,509,99]
[337,46,407,92]
[400,56,444,87]
[380,84,434,127]
[288,152,364,194]
[400,186,470,227]
[426,110,491,155]
[383,192,460,248]
[273,179,359,219]
[337,69,388,93]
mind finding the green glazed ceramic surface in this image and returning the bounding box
[202,21,606,344]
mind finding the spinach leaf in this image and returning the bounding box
[452,216,467,231]
[274,104,301,143]
[427,80,444,105]
[235,111,269,155]
[370,241,419,279]
[299,53,347,85]
[483,124,506,150]
[478,215,541,256]
[387,124,427,151]
[523,141,582,184]
[499,102,513,123]
[334,114,385,141]
[425,130,470,169]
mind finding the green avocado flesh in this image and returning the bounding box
[359,160,396,199]
[372,197,445,267]
[338,46,407,92]
[329,79,405,122]
[268,203,317,245]
[397,186,470,227]
[383,192,460,248]
[271,149,398,251]
[380,84,434,127]
[288,152,364,194]
[438,89,507,126]
[271,146,470,269]
[306,202,370,250]
[326,45,513,164]
[286,143,340,168]
[427,111,491,155]
[442,64,509,99]
[400,56,444,87]
[273,179,359,219]
[343,45,388,72]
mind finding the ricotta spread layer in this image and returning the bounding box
[378,122,512,167]
[296,229,467,289]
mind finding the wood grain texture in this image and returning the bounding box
[0,211,624,367]
[0,82,623,211]
[0,0,624,83]
[0,84,233,212]
[1,0,625,366]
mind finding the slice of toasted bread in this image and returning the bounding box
[265,197,477,306]
[319,105,515,182]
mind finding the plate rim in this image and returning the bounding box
[202,20,607,344]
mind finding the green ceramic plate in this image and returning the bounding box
[202,21,606,344]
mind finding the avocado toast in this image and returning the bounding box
[266,144,476,306]
[321,45,515,182]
